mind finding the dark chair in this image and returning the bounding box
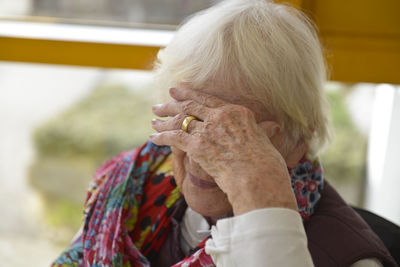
[353,207,400,266]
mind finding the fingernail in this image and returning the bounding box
[149,133,157,138]
[151,118,157,124]
[169,87,176,95]
[152,104,162,110]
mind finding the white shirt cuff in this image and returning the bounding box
[205,208,314,267]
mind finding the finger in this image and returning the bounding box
[169,87,227,108]
[153,100,212,121]
[152,101,180,117]
[151,114,184,132]
[184,119,201,134]
[152,114,203,133]
[149,130,194,152]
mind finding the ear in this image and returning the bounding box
[258,121,307,168]
[257,121,281,138]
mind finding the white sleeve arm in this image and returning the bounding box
[204,208,314,267]
[204,208,384,267]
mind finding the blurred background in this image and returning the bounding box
[0,0,399,266]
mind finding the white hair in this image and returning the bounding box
[153,0,331,155]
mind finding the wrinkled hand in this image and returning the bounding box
[150,87,297,215]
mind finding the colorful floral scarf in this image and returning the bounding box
[52,141,323,267]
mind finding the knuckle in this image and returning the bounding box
[177,130,185,138]
[182,100,196,114]
[174,114,185,129]
[200,94,212,105]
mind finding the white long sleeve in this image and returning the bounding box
[203,208,383,267]
[205,208,314,267]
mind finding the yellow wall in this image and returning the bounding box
[297,0,400,84]
[1,0,399,84]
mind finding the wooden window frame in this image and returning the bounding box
[0,21,173,70]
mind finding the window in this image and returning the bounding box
[0,0,221,27]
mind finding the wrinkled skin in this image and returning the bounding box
[150,87,306,218]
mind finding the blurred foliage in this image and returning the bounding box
[320,87,367,204]
[43,196,83,235]
[30,155,97,203]
[30,84,156,244]
[33,85,154,162]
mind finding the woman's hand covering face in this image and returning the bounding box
[150,87,297,216]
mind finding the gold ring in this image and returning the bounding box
[181,116,198,132]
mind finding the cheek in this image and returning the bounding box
[171,147,186,188]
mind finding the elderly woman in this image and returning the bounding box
[52,0,397,266]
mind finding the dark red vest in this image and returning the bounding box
[151,182,397,267]
[305,182,397,267]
